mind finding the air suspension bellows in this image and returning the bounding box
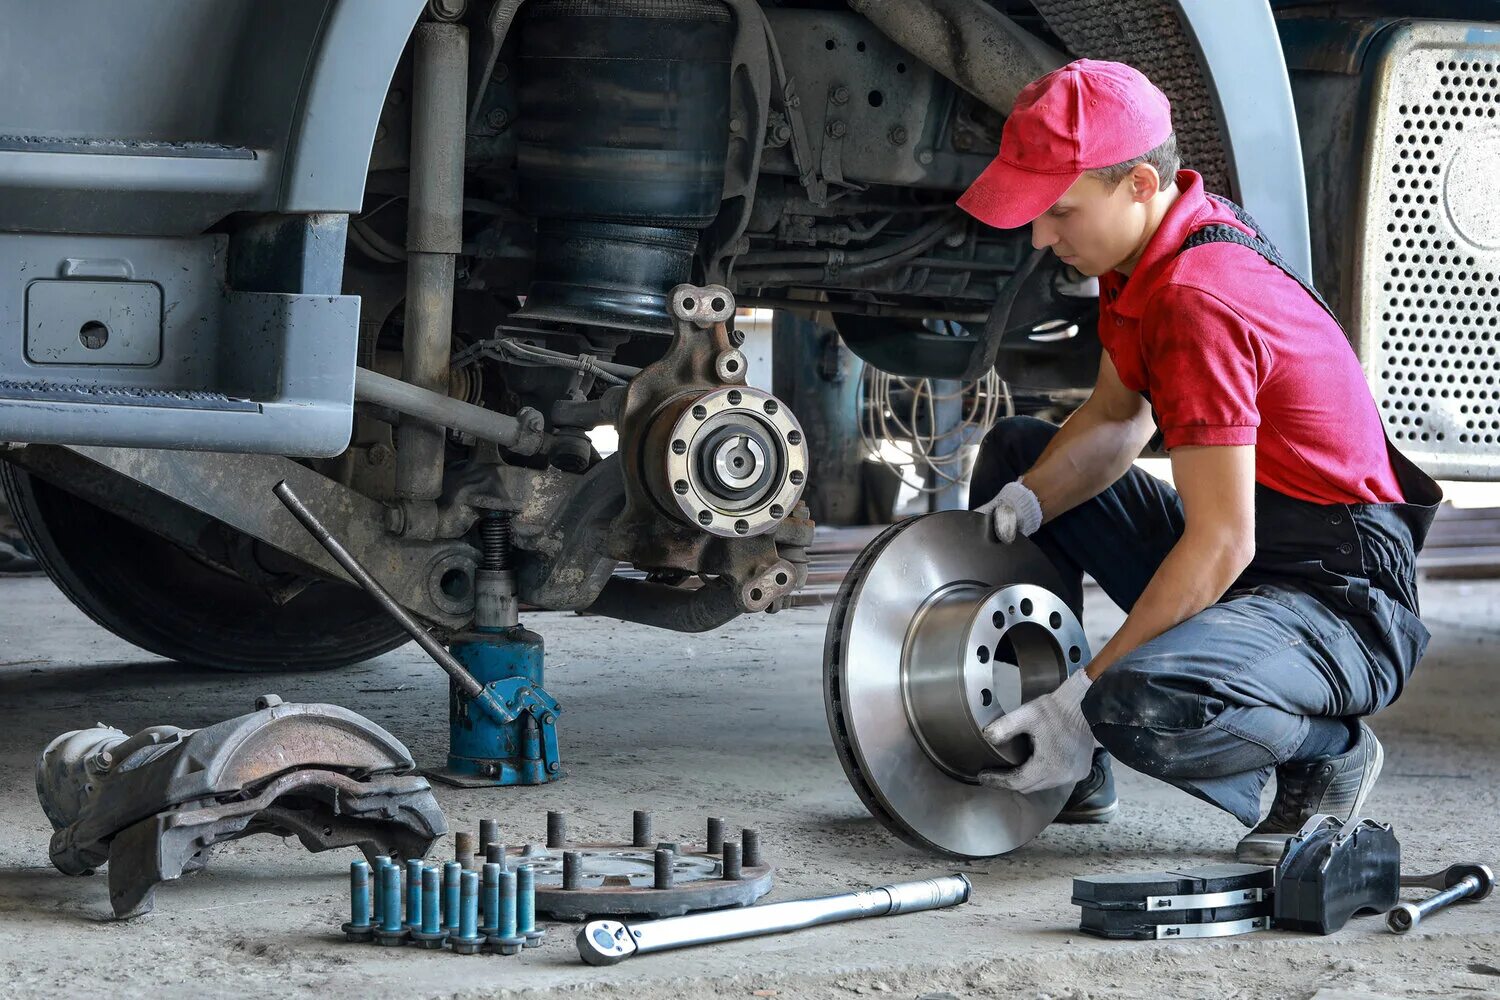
[512,0,734,336]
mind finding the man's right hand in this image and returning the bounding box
[974,480,1043,543]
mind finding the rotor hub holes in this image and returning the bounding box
[650,386,809,538]
[902,583,1086,781]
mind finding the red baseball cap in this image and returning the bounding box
[957,59,1174,230]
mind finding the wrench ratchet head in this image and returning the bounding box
[1402,862,1495,899]
[578,919,638,965]
[1447,864,1494,900]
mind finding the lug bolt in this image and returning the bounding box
[654,849,675,890]
[743,828,763,868]
[411,865,447,949]
[827,120,848,139]
[486,842,508,867]
[547,811,566,848]
[518,864,544,948]
[373,862,408,945]
[342,860,374,942]
[488,869,525,955]
[456,832,477,871]
[889,125,909,145]
[832,85,850,104]
[371,855,390,921]
[450,870,486,954]
[480,819,500,853]
[723,840,743,881]
[480,862,502,936]
[405,858,424,931]
[563,850,583,890]
[632,810,653,848]
[707,817,724,854]
[443,861,463,933]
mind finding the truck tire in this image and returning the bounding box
[0,464,411,672]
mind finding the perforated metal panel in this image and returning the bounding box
[1356,22,1500,479]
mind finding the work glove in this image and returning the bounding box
[973,480,1043,544]
[979,669,1095,794]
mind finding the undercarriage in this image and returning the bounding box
[0,0,1495,677]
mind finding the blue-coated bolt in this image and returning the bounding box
[480,862,501,936]
[443,861,463,933]
[371,855,391,924]
[518,864,544,948]
[373,861,408,945]
[450,870,486,954]
[405,858,424,930]
[411,865,447,949]
[486,869,524,955]
[342,860,374,942]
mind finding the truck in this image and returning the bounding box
[0,0,1493,670]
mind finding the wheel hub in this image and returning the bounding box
[643,385,808,538]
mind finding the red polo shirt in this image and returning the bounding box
[1098,170,1403,505]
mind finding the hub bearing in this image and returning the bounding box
[643,386,808,538]
[824,510,1091,858]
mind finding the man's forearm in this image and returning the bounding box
[1022,404,1155,522]
[1084,532,1254,680]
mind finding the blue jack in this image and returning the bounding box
[427,514,563,787]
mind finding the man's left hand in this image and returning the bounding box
[979,670,1095,794]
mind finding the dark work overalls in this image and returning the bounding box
[969,198,1444,825]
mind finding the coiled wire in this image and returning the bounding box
[858,364,1013,496]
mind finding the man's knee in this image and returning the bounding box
[969,416,1059,508]
[1081,657,1205,732]
[1081,659,1208,780]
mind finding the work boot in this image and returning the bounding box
[1235,722,1384,866]
[1055,748,1117,824]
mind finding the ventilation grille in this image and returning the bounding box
[1360,23,1500,479]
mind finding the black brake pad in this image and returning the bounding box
[1274,815,1400,934]
[1073,863,1274,940]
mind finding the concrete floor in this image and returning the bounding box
[0,574,1497,999]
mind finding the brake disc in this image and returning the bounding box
[824,510,1092,858]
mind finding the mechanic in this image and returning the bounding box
[958,59,1441,863]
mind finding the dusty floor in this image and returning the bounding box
[0,573,1496,999]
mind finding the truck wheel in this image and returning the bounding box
[0,465,411,672]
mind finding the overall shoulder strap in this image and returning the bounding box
[1177,193,1340,326]
[1179,196,1443,512]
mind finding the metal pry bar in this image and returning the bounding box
[272,480,511,726]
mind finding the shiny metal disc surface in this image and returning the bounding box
[824,510,1092,859]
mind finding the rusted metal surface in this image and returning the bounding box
[848,0,1064,114]
[605,284,810,616]
[40,444,479,628]
[38,698,446,918]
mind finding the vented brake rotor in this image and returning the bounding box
[824,510,1092,858]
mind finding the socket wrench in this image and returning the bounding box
[1387,863,1493,934]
